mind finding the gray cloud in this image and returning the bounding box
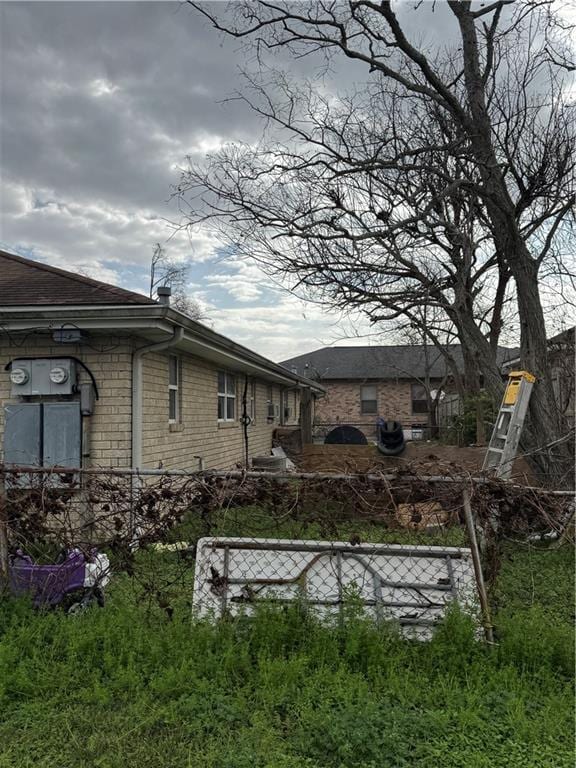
[2,1,564,358]
[1,2,261,215]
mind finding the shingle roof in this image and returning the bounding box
[0,250,156,306]
[280,345,519,381]
[548,326,575,346]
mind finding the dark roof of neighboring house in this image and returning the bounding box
[281,345,519,381]
[501,327,575,370]
[548,326,575,346]
[0,250,156,306]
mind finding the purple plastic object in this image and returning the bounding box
[8,548,110,609]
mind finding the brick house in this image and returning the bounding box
[281,344,516,441]
[0,250,322,473]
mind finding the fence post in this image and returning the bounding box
[462,489,494,644]
[0,475,9,590]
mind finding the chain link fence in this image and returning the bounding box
[0,463,573,640]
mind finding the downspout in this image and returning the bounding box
[131,326,185,470]
[242,374,250,467]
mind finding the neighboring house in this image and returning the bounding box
[281,344,517,440]
[0,251,323,474]
[549,327,575,427]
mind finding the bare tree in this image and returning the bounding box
[179,0,575,483]
[149,243,205,321]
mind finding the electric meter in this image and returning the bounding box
[49,366,69,385]
[10,367,29,386]
[9,358,76,395]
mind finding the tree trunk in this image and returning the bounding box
[453,5,573,485]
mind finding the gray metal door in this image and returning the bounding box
[3,404,42,466]
[43,403,81,467]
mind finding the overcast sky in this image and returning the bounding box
[0,2,573,360]
[0,0,379,360]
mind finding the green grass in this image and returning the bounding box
[173,502,469,547]
[0,535,573,768]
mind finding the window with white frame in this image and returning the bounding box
[267,385,276,420]
[168,355,180,423]
[360,384,377,415]
[282,390,294,423]
[218,371,236,421]
[249,380,256,422]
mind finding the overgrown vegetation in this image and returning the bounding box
[0,536,573,768]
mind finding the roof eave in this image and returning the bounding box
[0,303,325,393]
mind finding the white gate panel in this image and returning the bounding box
[193,537,477,639]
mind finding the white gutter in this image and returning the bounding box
[0,305,324,393]
[131,327,185,470]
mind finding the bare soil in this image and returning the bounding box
[300,442,535,483]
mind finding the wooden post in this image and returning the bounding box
[462,489,494,644]
[300,387,313,445]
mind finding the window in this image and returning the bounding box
[267,385,276,420]
[282,390,295,423]
[168,355,180,423]
[360,385,377,414]
[411,383,429,414]
[218,371,236,421]
[249,380,256,422]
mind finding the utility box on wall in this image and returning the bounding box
[9,358,77,397]
[3,402,81,486]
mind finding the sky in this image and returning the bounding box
[0,2,573,361]
[0,0,380,361]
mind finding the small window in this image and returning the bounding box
[411,383,429,414]
[249,380,256,422]
[168,355,180,423]
[218,372,236,421]
[282,391,291,424]
[360,385,377,415]
[267,385,275,420]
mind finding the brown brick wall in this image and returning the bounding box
[314,379,430,436]
[0,331,302,472]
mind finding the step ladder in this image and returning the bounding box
[482,370,535,480]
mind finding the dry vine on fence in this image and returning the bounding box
[1,463,571,571]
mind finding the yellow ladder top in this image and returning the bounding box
[503,370,535,406]
[507,370,536,384]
